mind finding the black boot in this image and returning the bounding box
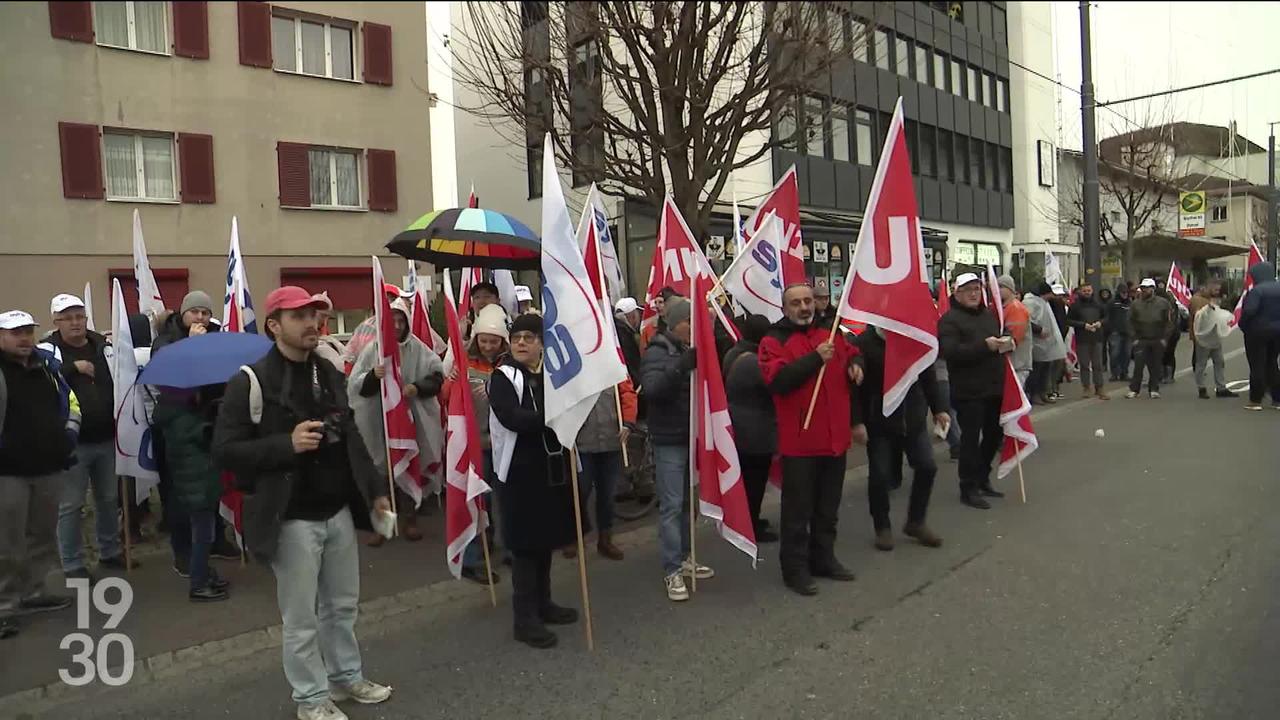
[539,602,579,625]
[514,623,558,649]
[960,487,991,510]
[1198,388,1210,399]
[979,483,1005,498]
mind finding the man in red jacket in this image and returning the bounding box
[759,284,865,596]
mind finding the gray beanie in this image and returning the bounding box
[662,297,691,327]
[997,274,1017,292]
[180,290,213,315]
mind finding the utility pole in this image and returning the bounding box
[1079,2,1101,285]
[1269,122,1278,267]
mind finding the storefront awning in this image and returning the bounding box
[1130,234,1249,262]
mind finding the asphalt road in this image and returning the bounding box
[15,341,1279,720]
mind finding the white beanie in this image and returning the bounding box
[471,304,510,341]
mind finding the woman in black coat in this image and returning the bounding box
[487,314,578,649]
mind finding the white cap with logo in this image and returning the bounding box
[0,310,38,330]
[615,297,640,314]
[1140,278,1157,288]
[50,294,86,314]
[1051,284,1067,295]
[514,285,534,302]
[952,272,981,288]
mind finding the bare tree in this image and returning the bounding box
[449,2,878,235]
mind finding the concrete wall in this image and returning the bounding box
[0,1,431,313]
[1007,2,1061,250]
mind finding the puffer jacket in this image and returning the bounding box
[723,340,777,455]
[938,303,1004,401]
[641,332,692,446]
[0,347,81,476]
[153,395,222,513]
[574,378,638,454]
[1241,261,1280,338]
[1128,294,1173,341]
[758,317,859,458]
[152,312,220,354]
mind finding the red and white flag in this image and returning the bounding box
[406,260,446,354]
[641,196,739,340]
[1166,262,1192,310]
[691,272,757,562]
[1232,241,1266,327]
[457,266,483,322]
[577,183,626,307]
[936,269,951,316]
[132,209,166,319]
[373,256,423,506]
[986,264,1038,478]
[441,268,490,578]
[466,184,479,209]
[719,211,785,322]
[217,225,254,546]
[744,165,806,285]
[834,98,938,416]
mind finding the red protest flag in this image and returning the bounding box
[744,165,807,285]
[692,272,757,562]
[1232,241,1265,326]
[373,256,423,507]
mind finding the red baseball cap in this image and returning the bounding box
[263,286,327,316]
[383,283,405,298]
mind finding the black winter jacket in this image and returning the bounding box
[851,330,948,436]
[1107,295,1131,337]
[1066,296,1107,344]
[640,332,692,446]
[723,340,777,455]
[49,330,115,442]
[938,304,1005,401]
[1241,261,1280,338]
[152,313,220,354]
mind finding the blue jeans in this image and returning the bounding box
[653,444,691,576]
[270,507,364,705]
[1109,335,1132,379]
[576,451,622,534]
[56,441,121,572]
[187,510,216,591]
[463,450,496,570]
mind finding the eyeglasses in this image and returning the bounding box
[511,332,539,344]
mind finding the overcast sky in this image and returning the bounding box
[1052,1,1280,153]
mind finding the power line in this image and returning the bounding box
[1096,68,1280,108]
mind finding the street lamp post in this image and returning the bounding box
[1079,2,1101,285]
[1269,122,1278,267]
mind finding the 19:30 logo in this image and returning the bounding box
[59,577,135,687]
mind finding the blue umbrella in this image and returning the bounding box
[138,332,273,389]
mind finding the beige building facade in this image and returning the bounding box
[0,1,431,325]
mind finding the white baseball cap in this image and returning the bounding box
[953,272,981,288]
[1051,284,1067,295]
[50,294,86,314]
[615,297,640,314]
[0,310,38,330]
[1139,278,1157,288]
[514,285,534,302]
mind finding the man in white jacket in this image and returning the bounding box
[1022,282,1067,405]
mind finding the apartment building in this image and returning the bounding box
[0,1,430,330]
[434,1,1059,299]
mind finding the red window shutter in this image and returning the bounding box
[49,1,93,42]
[277,142,311,207]
[173,1,210,59]
[362,23,393,86]
[366,149,397,212]
[279,267,373,310]
[237,1,272,68]
[178,133,216,204]
[58,122,104,200]
[108,269,190,316]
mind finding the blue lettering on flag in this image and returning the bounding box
[752,240,782,290]
[541,284,583,389]
[139,427,158,472]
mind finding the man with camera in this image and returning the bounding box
[213,287,393,720]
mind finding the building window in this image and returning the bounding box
[803,96,827,156]
[913,43,929,84]
[919,125,936,178]
[873,29,889,70]
[570,37,603,186]
[526,143,543,199]
[904,121,919,174]
[103,130,176,201]
[894,35,910,77]
[1211,203,1228,222]
[831,105,850,162]
[850,18,869,63]
[987,142,999,191]
[272,14,356,81]
[956,135,969,184]
[307,148,361,208]
[854,109,874,166]
[997,78,1008,112]
[982,72,994,107]
[950,59,963,97]
[934,51,948,91]
[966,65,979,102]
[94,1,168,54]
[776,100,799,148]
[521,1,549,29]
[1001,147,1013,192]
[938,130,954,182]
[970,137,984,188]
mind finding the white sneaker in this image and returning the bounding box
[1149,391,1161,399]
[297,700,348,720]
[330,679,392,705]
[1125,391,1138,399]
[680,559,715,580]
[665,572,689,601]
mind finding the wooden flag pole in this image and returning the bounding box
[1014,438,1027,504]
[612,385,630,467]
[568,449,595,651]
[384,443,399,537]
[120,476,133,575]
[688,473,698,594]
[478,507,497,608]
[801,322,844,430]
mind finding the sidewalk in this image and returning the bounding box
[4,337,1192,706]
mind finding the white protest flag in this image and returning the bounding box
[493,269,520,317]
[1044,251,1065,287]
[719,210,785,322]
[83,281,96,331]
[582,184,626,306]
[222,217,258,333]
[539,133,627,448]
[132,209,166,319]
[111,279,160,502]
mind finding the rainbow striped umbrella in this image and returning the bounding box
[386,207,540,270]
